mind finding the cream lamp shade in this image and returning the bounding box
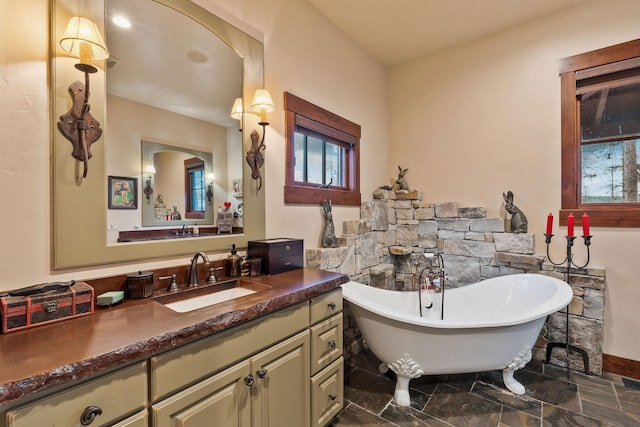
[230,97,244,120]
[250,89,275,124]
[60,16,110,65]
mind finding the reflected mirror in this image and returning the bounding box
[52,0,266,269]
[140,141,219,228]
[105,0,243,236]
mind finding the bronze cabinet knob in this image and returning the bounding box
[80,406,103,425]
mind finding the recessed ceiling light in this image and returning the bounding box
[186,50,208,63]
[112,16,131,28]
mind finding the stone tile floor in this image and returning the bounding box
[330,350,640,426]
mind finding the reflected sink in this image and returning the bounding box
[154,279,270,313]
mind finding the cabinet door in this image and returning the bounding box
[112,410,148,427]
[151,360,251,427]
[251,330,310,427]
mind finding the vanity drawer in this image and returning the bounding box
[310,288,342,325]
[6,362,147,427]
[311,357,344,427]
[310,313,343,375]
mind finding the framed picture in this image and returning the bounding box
[108,176,138,209]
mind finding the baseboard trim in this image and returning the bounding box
[603,353,640,379]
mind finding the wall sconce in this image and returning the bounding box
[206,173,215,205]
[231,89,274,192]
[57,16,110,178]
[143,165,156,203]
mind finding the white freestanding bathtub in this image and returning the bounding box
[342,274,572,406]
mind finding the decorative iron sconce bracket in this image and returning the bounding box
[57,66,102,178]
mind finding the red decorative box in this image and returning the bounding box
[0,281,94,333]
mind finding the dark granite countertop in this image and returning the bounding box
[0,268,348,407]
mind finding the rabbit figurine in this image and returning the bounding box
[503,191,528,233]
[321,199,339,248]
[394,166,409,191]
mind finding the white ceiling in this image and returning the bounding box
[309,0,592,66]
[105,0,242,127]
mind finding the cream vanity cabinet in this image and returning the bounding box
[3,289,344,427]
[150,289,344,427]
[4,361,148,427]
[150,301,315,427]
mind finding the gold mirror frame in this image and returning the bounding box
[51,0,265,269]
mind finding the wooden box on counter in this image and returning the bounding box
[0,281,94,333]
[247,238,304,275]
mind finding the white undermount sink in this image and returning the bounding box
[154,279,270,313]
[163,287,257,313]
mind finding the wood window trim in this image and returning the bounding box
[560,38,640,227]
[184,157,205,219]
[284,92,361,206]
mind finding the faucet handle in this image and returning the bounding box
[208,267,223,284]
[159,274,178,291]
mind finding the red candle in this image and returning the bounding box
[546,213,553,235]
[582,213,590,236]
[567,213,574,237]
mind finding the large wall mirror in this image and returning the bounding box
[52,0,266,269]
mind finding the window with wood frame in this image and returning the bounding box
[560,39,640,227]
[284,92,361,206]
[184,157,205,219]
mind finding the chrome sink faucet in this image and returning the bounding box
[188,252,210,286]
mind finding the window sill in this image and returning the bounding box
[559,206,640,227]
[284,185,361,206]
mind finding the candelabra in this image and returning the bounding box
[544,232,594,380]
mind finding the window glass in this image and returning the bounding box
[294,131,346,187]
[189,168,205,211]
[580,83,640,203]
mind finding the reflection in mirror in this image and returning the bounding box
[52,0,266,268]
[105,0,243,241]
[141,140,222,227]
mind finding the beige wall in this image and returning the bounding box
[388,0,640,361]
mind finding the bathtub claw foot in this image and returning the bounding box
[394,376,412,406]
[503,369,525,395]
[503,346,532,395]
[388,356,424,407]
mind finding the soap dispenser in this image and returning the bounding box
[227,244,242,277]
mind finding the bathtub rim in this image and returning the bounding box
[341,273,572,329]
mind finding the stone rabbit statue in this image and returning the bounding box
[503,190,528,233]
[394,166,409,191]
[321,199,339,248]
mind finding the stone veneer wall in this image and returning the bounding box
[306,189,606,375]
